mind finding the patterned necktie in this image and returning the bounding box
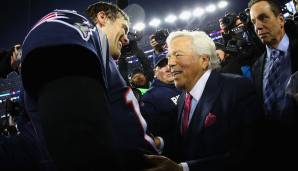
[264,49,286,115]
[182,93,192,135]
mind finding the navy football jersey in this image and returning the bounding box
[22,9,108,169]
[107,57,159,153]
[21,9,158,169]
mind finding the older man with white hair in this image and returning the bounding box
[144,30,263,171]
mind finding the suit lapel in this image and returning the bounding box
[187,71,223,136]
[177,92,186,134]
[252,52,266,106]
[259,52,266,98]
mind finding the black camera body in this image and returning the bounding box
[153,29,169,45]
[221,13,238,31]
[238,9,251,25]
[121,31,143,57]
[127,31,143,42]
[221,9,251,33]
[222,9,265,63]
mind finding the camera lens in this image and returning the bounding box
[154,29,169,45]
[222,16,231,25]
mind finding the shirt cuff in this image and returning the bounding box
[156,136,164,150]
[155,136,165,154]
[180,162,189,171]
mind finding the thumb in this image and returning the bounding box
[144,154,167,164]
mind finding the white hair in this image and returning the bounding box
[166,30,220,69]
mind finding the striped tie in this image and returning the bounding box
[264,49,286,115]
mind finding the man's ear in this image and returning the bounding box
[201,55,210,70]
[96,11,107,27]
[278,13,285,27]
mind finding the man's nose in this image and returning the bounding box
[122,34,129,46]
[168,55,176,69]
[254,20,263,32]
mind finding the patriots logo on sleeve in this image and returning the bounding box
[30,9,96,41]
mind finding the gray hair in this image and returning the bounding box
[166,30,220,69]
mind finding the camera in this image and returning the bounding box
[238,8,251,25]
[220,10,265,63]
[152,29,169,45]
[221,13,238,31]
[221,9,251,32]
[127,31,143,42]
[121,31,143,57]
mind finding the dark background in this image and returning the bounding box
[0,0,289,50]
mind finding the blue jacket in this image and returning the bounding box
[140,78,181,156]
[20,9,159,170]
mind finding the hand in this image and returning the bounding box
[143,155,183,171]
[162,43,167,50]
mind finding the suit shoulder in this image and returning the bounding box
[220,72,247,83]
[220,73,254,89]
[252,52,266,70]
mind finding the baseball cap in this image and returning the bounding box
[154,52,168,68]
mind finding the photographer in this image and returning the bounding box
[0,43,42,170]
[219,13,244,46]
[215,42,243,75]
[218,12,265,78]
[148,29,169,67]
[0,44,21,78]
[118,32,154,90]
[0,99,41,171]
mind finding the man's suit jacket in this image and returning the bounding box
[252,33,298,120]
[173,70,263,171]
[251,24,298,169]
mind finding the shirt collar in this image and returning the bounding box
[266,33,289,58]
[189,69,212,101]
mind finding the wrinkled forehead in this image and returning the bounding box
[168,36,192,52]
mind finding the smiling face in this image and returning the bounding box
[102,16,129,59]
[250,1,285,48]
[168,36,209,92]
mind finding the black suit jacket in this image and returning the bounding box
[251,27,298,169]
[252,34,298,119]
[173,71,263,171]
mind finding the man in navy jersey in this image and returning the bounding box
[21,2,158,170]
